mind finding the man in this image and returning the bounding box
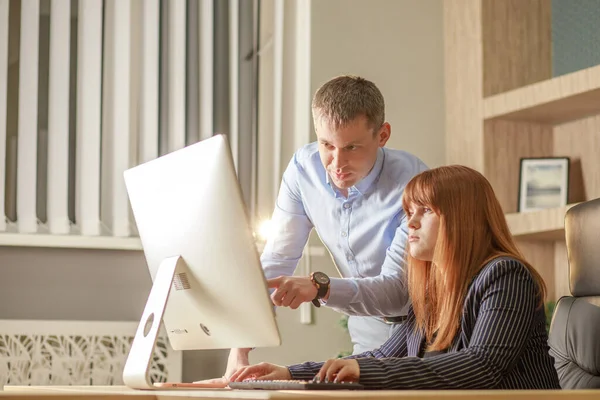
[224,75,428,379]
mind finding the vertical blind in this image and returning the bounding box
[0,0,260,238]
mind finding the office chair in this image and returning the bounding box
[548,197,600,389]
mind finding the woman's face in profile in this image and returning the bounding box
[406,203,440,262]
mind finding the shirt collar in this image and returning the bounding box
[325,148,385,196]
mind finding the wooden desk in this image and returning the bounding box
[3,386,600,400]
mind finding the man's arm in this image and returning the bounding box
[324,214,410,316]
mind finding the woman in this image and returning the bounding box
[230,165,561,390]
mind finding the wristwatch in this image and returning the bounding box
[310,271,330,308]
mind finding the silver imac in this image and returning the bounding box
[122,135,281,389]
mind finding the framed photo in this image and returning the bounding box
[518,157,570,212]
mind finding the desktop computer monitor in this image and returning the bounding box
[121,135,281,389]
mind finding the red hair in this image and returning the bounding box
[401,165,546,351]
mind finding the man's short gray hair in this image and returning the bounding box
[312,75,385,132]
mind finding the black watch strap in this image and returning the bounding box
[315,283,328,299]
[310,272,329,308]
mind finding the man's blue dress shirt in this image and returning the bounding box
[261,142,428,352]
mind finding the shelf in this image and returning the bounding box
[0,232,328,256]
[505,204,578,241]
[484,64,600,125]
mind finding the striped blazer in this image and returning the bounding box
[288,257,561,390]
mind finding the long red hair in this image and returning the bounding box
[401,165,546,351]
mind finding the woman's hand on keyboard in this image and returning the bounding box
[229,362,292,382]
[316,359,359,383]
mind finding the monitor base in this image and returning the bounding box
[123,255,185,389]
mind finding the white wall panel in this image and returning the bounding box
[0,0,9,231]
[139,0,159,163]
[47,0,71,234]
[273,0,283,198]
[229,0,239,171]
[101,0,132,237]
[167,0,186,153]
[76,0,103,236]
[199,0,214,141]
[16,0,40,233]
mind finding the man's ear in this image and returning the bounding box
[378,122,391,147]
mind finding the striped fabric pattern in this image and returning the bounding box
[288,257,561,390]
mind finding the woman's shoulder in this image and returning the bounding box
[471,256,535,288]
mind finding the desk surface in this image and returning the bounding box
[2,386,600,400]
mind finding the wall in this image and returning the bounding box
[310,0,445,169]
[0,246,228,382]
[552,0,600,76]
[0,247,149,321]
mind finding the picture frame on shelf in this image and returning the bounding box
[518,157,570,212]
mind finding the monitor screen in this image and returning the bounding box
[123,135,281,353]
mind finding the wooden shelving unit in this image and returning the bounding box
[484,64,600,124]
[444,0,599,301]
[505,204,577,241]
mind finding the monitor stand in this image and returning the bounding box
[123,255,186,389]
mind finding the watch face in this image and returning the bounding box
[313,272,329,285]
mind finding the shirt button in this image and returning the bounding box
[343,203,351,209]
[347,255,354,261]
[341,231,348,237]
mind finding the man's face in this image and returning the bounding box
[316,115,390,192]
